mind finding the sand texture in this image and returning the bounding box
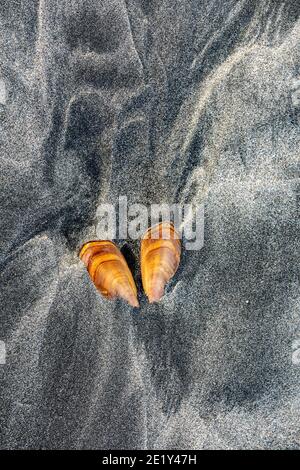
[0,0,300,449]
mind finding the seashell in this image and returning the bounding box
[79,241,139,307]
[141,222,181,303]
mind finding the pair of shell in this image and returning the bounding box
[79,222,181,307]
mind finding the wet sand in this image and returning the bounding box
[0,0,299,449]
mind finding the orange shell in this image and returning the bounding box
[141,222,181,303]
[80,241,139,307]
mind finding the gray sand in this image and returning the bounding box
[0,0,299,449]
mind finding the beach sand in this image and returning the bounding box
[0,0,299,449]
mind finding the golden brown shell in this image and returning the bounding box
[141,222,181,303]
[80,241,139,307]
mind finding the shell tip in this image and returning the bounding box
[147,288,164,304]
[127,295,140,308]
[131,298,140,308]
